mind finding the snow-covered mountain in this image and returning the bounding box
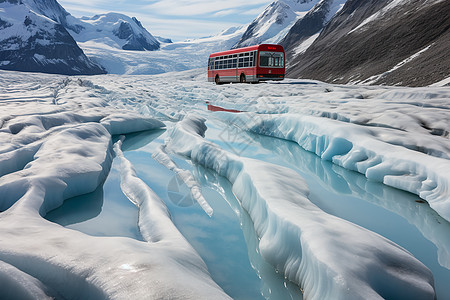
[286,0,450,86]
[0,0,161,75]
[20,0,83,33]
[0,0,105,75]
[78,25,246,75]
[16,0,160,52]
[280,0,346,57]
[69,13,160,51]
[233,0,320,48]
[155,36,173,44]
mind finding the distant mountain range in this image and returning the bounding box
[68,13,160,52]
[233,0,318,48]
[0,0,448,86]
[0,0,161,75]
[0,0,105,75]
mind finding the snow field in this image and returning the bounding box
[164,114,435,299]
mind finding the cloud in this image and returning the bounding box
[57,0,270,41]
[213,9,238,17]
[144,0,270,16]
[132,15,243,40]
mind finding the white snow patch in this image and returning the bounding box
[293,31,321,55]
[0,261,52,300]
[348,0,407,34]
[430,75,450,87]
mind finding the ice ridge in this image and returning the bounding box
[164,114,435,300]
[216,112,450,224]
[153,144,213,217]
[0,110,229,299]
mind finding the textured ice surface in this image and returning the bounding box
[214,112,450,223]
[1,69,449,298]
[153,144,213,216]
[0,73,228,298]
[163,115,435,299]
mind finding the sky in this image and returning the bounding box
[58,0,274,41]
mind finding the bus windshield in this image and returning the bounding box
[259,51,284,67]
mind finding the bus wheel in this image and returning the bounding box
[215,75,220,85]
[240,74,246,83]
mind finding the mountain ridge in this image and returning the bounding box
[0,0,105,75]
[285,0,450,86]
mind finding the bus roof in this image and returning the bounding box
[209,44,284,58]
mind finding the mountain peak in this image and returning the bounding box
[71,13,160,51]
[0,0,105,75]
[232,0,320,48]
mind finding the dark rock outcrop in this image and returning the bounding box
[286,0,450,86]
[113,20,159,51]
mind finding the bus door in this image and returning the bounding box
[233,54,238,81]
[209,57,215,79]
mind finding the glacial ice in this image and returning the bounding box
[163,114,435,300]
[0,101,228,298]
[153,144,214,216]
[214,112,450,224]
[0,261,51,300]
[1,69,449,298]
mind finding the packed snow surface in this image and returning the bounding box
[1,69,449,298]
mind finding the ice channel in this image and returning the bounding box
[47,118,450,299]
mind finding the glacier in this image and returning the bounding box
[162,114,434,299]
[0,69,449,298]
[214,112,450,223]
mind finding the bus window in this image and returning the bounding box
[259,52,284,67]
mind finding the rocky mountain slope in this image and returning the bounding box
[280,0,346,57]
[285,0,450,86]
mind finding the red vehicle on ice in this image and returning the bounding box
[208,44,285,84]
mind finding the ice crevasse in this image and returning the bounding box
[0,112,230,299]
[164,114,435,300]
[214,112,450,224]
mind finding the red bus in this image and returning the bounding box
[208,44,285,84]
